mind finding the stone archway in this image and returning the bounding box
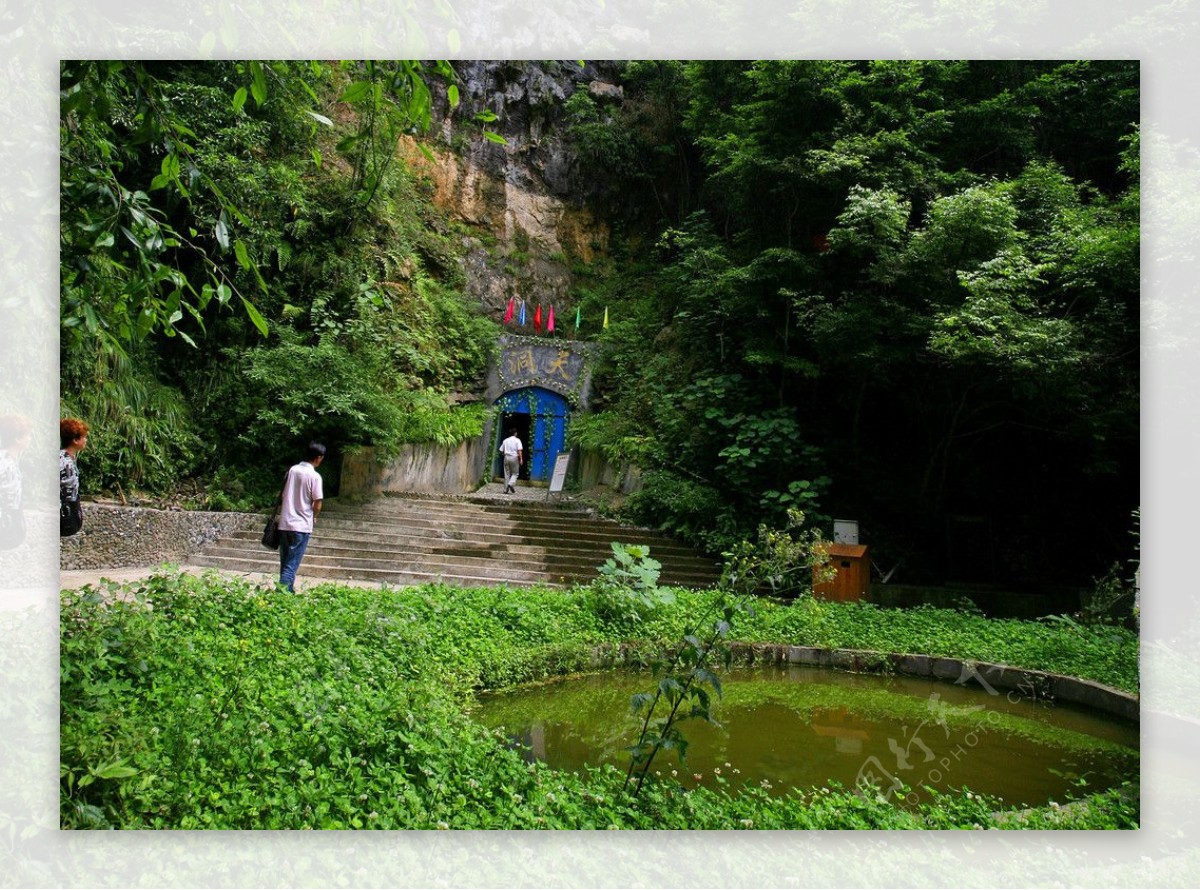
[493,386,571,483]
[486,335,597,485]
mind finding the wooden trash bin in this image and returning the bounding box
[812,543,870,602]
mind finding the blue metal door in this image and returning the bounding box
[495,387,570,482]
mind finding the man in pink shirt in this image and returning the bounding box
[277,441,325,591]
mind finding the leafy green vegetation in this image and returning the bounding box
[60,61,497,503]
[569,60,1138,585]
[742,598,1138,692]
[587,542,675,630]
[60,572,1138,829]
[59,60,1138,592]
[56,59,1141,830]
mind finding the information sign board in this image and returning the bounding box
[549,451,571,493]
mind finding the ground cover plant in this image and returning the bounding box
[60,571,1138,829]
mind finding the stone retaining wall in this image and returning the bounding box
[340,442,489,498]
[576,449,643,495]
[593,641,1138,723]
[723,643,1138,722]
[339,441,645,498]
[59,503,261,571]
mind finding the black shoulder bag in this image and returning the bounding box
[261,470,287,550]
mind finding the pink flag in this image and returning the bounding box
[547,304,555,333]
[503,297,514,324]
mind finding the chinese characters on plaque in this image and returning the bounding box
[501,343,585,395]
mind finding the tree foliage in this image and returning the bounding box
[58,59,1139,588]
[582,60,1138,586]
[60,60,498,501]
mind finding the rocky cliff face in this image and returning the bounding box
[398,61,625,318]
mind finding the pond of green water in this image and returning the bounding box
[470,665,1139,807]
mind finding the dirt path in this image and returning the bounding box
[60,564,336,592]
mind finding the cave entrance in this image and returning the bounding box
[492,387,571,483]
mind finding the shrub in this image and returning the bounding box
[586,543,675,632]
[59,571,1138,829]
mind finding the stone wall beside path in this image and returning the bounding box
[59,503,262,571]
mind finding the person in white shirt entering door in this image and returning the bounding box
[499,428,523,494]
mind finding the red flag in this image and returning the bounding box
[533,304,543,333]
[547,304,555,333]
[503,297,514,324]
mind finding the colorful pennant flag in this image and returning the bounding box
[547,304,555,333]
[518,299,527,326]
[503,297,514,324]
[602,306,609,329]
[533,304,543,333]
[574,306,581,331]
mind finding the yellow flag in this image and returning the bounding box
[602,306,609,329]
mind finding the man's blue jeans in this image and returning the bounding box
[279,530,311,592]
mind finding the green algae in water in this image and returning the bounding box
[470,664,1139,807]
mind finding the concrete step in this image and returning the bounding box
[193,539,720,587]
[321,500,693,551]
[217,525,717,571]
[314,515,699,552]
[194,492,722,590]
[193,548,573,583]
[327,490,664,529]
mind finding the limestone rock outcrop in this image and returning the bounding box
[398,61,621,318]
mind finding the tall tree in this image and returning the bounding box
[590,59,1139,586]
[59,60,497,499]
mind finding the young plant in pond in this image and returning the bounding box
[590,540,720,794]
[622,595,753,798]
[590,541,736,796]
[621,509,830,798]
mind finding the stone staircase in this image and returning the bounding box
[190,490,722,590]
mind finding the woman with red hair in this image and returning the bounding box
[60,418,89,537]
